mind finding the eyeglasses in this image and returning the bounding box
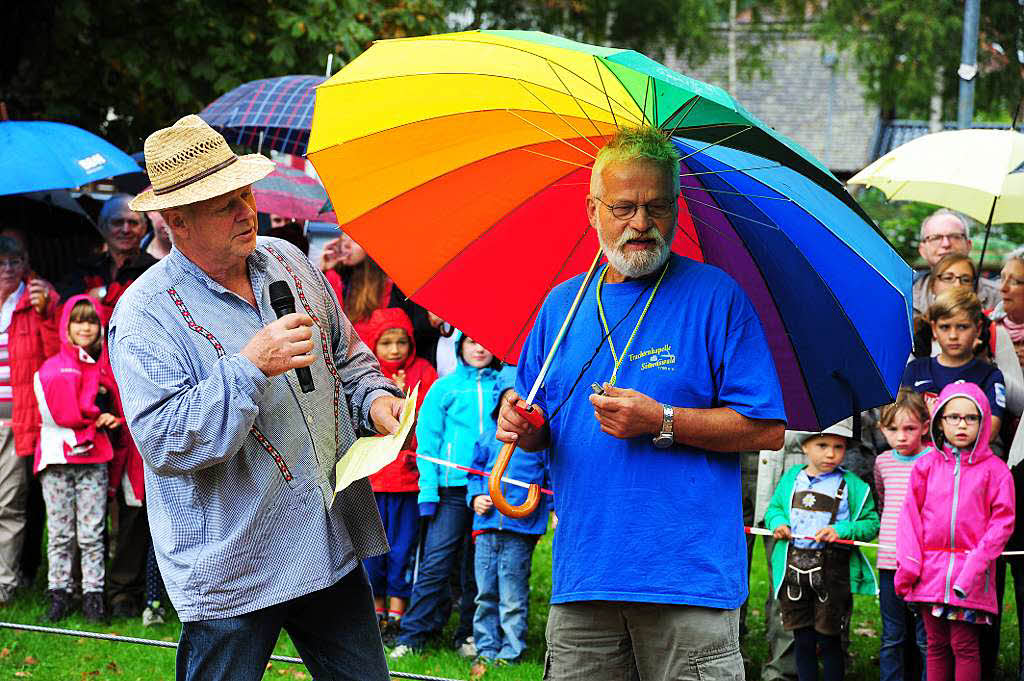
[936,272,975,285]
[1000,275,1024,288]
[922,232,967,245]
[0,257,25,271]
[941,413,981,425]
[594,197,677,220]
[108,217,142,228]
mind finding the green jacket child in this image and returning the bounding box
[764,464,880,597]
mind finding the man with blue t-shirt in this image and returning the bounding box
[497,127,786,681]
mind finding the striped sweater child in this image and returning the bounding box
[873,446,933,569]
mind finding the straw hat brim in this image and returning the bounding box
[129,154,275,212]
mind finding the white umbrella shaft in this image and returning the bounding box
[523,246,603,406]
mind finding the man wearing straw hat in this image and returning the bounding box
[108,115,405,681]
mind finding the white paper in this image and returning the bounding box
[333,383,418,500]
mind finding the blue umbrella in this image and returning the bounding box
[0,121,141,196]
[200,75,323,156]
[671,136,912,430]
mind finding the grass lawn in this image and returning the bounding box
[0,532,1020,680]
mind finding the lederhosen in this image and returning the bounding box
[779,478,852,635]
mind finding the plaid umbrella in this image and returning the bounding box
[252,162,335,222]
[200,75,323,156]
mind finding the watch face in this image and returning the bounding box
[653,434,673,449]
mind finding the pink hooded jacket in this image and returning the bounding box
[33,294,118,474]
[894,381,1015,614]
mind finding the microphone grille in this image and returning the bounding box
[268,281,293,306]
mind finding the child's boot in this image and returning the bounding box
[83,592,108,623]
[46,589,72,622]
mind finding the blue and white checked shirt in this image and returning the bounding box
[108,237,402,621]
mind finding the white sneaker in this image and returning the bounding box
[389,644,414,659]
[455,636,477,658]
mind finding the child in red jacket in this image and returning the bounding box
[361,308,437,643]
[34,295,124,622]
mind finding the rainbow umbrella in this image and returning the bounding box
[308,30,911,432]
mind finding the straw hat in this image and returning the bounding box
[128,115,274,212]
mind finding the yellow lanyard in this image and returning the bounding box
[595,261,669,386]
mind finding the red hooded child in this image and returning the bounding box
[361,308,437,493]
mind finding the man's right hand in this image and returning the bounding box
[496,390,545,445]
[241,313,316,377]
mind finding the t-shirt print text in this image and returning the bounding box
[630,343,676,371]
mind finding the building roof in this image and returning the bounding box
[664,32,879,176]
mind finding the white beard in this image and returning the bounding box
[599,227,671,279]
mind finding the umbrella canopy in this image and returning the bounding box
[848,128,1024,225]
[308,30,911,430]
[200,75,323,156]
[0,121,141,196]
[252,162,334,223]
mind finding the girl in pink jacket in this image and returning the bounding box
[33,294,123,622]
[895,381,1015,681]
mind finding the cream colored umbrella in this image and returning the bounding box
[849,128,1024,225]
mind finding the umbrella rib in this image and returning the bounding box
[678,127,753,163]
[517,148,594,169]
[682,196,780,230]
[680,164,782,178]
[641,75,651,127]
[686,210,749,248]
[546,61,606,143]
[664,97,700,138]
[593,56,621,130]
[516,80,603,153]
[503,109,597,160]
[680,185,793,201]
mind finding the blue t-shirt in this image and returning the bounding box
[901,357,1005,419]
[516,254,786,608]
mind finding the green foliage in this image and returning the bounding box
[856,188,1024,270]
[780,0,1024,120]
[2,0,449,151]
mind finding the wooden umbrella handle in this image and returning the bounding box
[489,441,542,518]
[489,403,546,518]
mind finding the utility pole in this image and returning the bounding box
[728,0,737,93]
[957,0,981,128]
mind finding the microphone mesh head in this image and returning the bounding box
[268,281,293,307]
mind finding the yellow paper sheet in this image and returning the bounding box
[333,384,418,500]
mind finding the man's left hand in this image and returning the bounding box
[370,395,406,436]
[588,384,663,440]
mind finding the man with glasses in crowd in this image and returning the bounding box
[58,194,158,322]
[913,208,1000,315]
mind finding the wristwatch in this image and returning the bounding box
[652,404,674,448]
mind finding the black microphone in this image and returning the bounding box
[268,280,315,394]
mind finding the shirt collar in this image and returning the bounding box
[167,245,270,298]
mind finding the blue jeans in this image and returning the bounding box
[364,492,418,600]
[175,566,388,681]
[473,531,536,661]
[879,569,927,681]
[396,486,476,648]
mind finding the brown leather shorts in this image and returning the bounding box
[778,546,851,636]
